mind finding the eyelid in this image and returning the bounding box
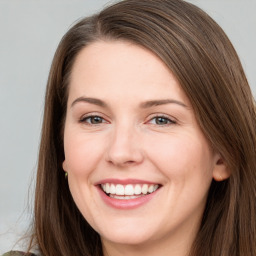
[79,112,110,124]
[78,112,177,126]
[146,113,177,125]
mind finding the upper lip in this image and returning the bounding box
[95,179,161,185]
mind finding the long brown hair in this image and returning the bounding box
[29,0,256,255]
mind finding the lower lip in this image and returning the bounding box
[97,186,160,210]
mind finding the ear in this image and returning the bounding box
[212,153,231,182]
[62,160,68,172]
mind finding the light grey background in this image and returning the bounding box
[0,0,255,253]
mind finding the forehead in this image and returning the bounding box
[68,40,189,106]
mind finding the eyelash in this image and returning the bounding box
[147,115,176,126]
[79,115,108,125]
[79,113,176,127]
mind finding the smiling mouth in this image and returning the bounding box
[100,183,160,200]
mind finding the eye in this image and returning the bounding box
[80,115,107,125]
[148,116,176,126]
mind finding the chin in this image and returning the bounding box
[97,223,156,245]
[102,232,153,246]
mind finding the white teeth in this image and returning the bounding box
[125,184,134,195]
[110,184,116,194]
[106,183,110,193]
[141,184,148,194]
[134,184,142,195]
[109,194,143,199]
[116,184,124,195]
[101,183,160,197]
[148,185,154,193]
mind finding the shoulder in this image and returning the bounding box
[2,252,37,256]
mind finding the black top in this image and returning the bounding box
[2,251,37,256]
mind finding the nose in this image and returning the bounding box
[105,124,144,167]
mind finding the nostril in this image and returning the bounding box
[124,160,136,165]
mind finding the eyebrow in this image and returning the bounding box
[71,97,188,109]
[139,99,188,108]
[71,97,107,108]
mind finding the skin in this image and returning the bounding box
[62,40,229,256]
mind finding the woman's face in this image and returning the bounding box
[63,41,226,252]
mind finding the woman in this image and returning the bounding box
[3,0,256,255]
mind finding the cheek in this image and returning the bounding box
[144,132,214,180]
[63,131,106,176]
[63,131,106,226]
